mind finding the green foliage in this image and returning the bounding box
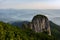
[0,21,56,40]
[50,21,60,40]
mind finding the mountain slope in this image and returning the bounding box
[50,21,60,40]
[11,21,29,28]
[11,21,60,40]
[0,21,55,40]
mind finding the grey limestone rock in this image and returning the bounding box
[30,15,51,35]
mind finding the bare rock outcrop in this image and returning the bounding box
[30,15,51,35]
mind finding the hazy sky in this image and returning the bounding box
[0,0,60,9]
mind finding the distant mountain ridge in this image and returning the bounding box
[51,17,60,25]
[11,21,29,27]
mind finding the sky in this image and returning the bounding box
[0,0,60,9]
[0,0,60,25]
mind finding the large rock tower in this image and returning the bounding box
[30,15,51,35]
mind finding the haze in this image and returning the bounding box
[0,0,60,9]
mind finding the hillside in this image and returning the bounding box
[0,21,55,40]
[50,21,60,40]
[11,21,60,40]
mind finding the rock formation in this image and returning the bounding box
[30,15,51,35]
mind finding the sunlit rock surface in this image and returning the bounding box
[30,15,51,35]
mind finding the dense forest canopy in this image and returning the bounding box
[0,21,56,40]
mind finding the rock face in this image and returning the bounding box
[30,15,51,35]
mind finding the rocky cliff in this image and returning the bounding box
[30,15,51,35]
[11,14,51,35]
